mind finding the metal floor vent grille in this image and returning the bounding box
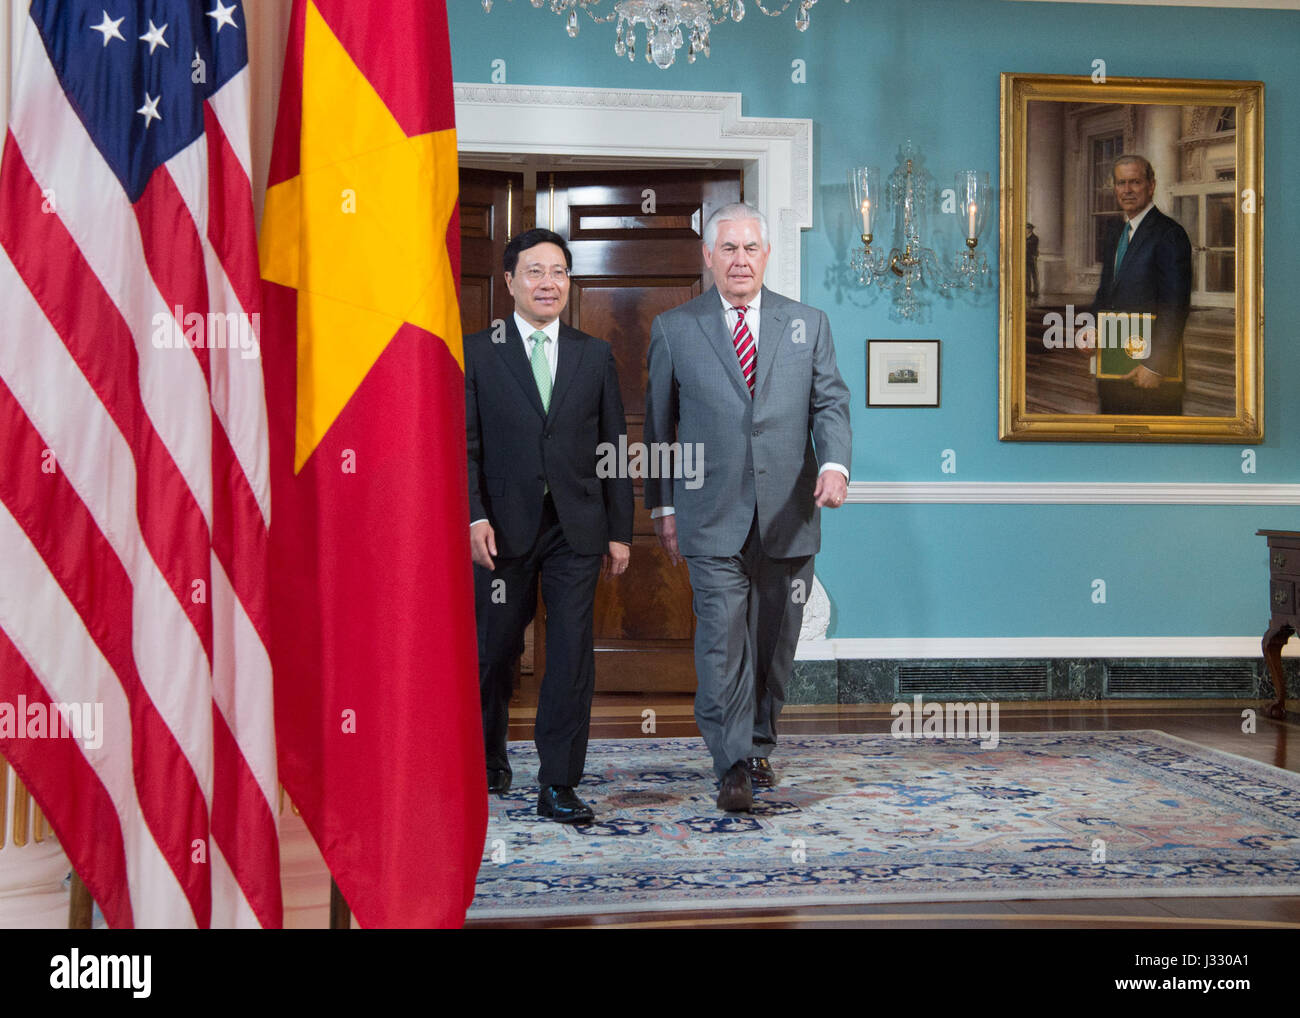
[898,664,1048,698]
[1106,664,1255,697]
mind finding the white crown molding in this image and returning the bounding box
[453,82,813,298]
[797,636,1300,660]
[844,481,1300,505]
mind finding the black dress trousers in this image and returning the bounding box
[474,493,603,788]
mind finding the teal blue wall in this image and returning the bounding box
[450,0,1300,639]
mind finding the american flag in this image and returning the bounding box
[0,0,281,928]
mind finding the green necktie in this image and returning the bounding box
[530,330,552,412]
[1113,221,1131,275]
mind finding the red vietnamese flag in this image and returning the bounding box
[259,0,485,927]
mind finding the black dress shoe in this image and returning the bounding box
[746,757,776,788]
[716,760,753,812]
[537,785,594,824]
[487,768,512,795]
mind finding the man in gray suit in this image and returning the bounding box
[644,202,852,812]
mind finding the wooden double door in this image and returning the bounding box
[457,167,742,694]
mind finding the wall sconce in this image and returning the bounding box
[849,141,992,320]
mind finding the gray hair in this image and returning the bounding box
[1112,154,1155,183]
[703,202,769,249]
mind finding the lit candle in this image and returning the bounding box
[967,202,978,240]
[860,198,871,235]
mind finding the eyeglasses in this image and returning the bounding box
[519,266,570,282]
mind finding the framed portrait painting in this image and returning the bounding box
[999,73,1263,442]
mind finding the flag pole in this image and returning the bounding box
[68,872,92,929]
[329,878,351,929]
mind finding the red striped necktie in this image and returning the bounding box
[732,305,755,396]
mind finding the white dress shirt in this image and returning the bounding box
[1123,201,1154,239]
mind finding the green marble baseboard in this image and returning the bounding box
[787,657,1300,706]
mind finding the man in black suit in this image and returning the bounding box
[466,228,633,824]
[1091,154,1192,415]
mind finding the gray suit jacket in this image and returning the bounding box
[643,286,852,558]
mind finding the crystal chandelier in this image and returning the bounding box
[850,141,992,321]
[481,0,849,70]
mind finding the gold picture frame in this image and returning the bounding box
[999,73,1263,442]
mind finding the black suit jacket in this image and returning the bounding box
[1091,205,1192,377]
[466,317,633,558]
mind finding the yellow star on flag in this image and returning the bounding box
[260,0,461,472]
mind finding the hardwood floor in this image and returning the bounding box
[454,696,1300,930]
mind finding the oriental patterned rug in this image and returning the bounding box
[467,731,1300,919]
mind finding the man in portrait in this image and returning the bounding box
[465,228,633,824]
[643,203,852,813]
[1091,154,1193,415]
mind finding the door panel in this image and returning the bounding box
[458,168,540,687]
[458,168,523,333]
[569,280,700,416]
[556,169,743,693]
[458,166,743,695]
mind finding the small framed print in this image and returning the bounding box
[866,340,941,407]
